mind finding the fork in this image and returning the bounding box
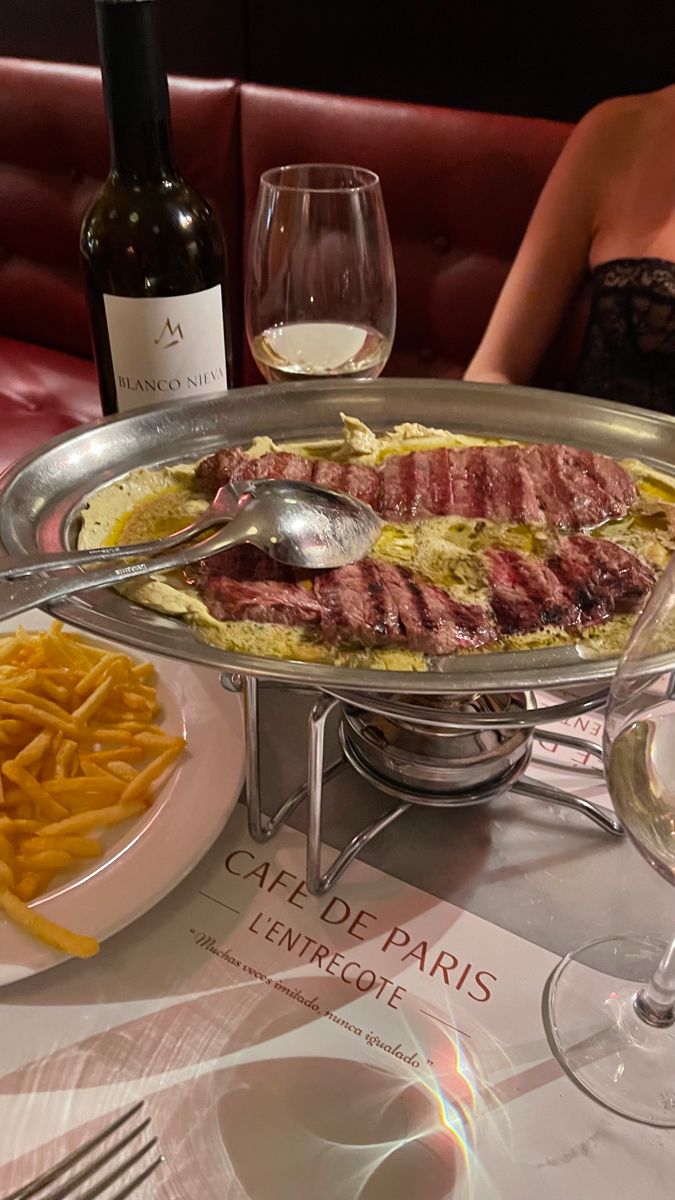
[2,1102,162,1200]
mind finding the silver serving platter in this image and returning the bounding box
[1,378,674,695]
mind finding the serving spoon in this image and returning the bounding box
[0,478,383,622]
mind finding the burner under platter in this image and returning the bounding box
[339,691,534,804]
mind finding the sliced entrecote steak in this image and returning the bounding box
[313,561,496,655]
[547,534,655,618]
[484,548,581,635]
[198,545,319,626]
[486,535,654,635]
[197,535,653,654]
[198,552,496,656]
[196,442,637,529]
[201,577,324,627]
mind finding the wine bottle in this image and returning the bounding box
[80,0,232,416]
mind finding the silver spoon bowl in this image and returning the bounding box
[0,478,383,621]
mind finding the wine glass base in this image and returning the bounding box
[546,935,675,1126]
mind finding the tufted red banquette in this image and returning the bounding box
[0,58,582,475]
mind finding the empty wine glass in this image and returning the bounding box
[547,555,675,1125]
[245,163,396,383]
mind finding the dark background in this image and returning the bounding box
[0,0,671,122]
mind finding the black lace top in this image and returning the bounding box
[574,257,675,414]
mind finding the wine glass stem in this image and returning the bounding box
[634,934,675,1027]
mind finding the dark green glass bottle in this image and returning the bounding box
[80,0,232,416]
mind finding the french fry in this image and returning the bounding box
[22,835,102,858]
[0,862,16,890]
[74,653,119,697]
[15,872,54,902]
[44,776,124,794]
[16,850,72,872]
[71,676,115,723]
[82,747,143,765]
[58,793,124,814]
[0,702,78,737]
[0,688,78,725]
[0,623,186,959]
[54,739,78,779]
[104,761,138,783]
[0,817,38,834]
[2,763,68,820]
[39,677,70,705]
[13,730,52,769]
[0,833,15,864]
[121,745,183,805]
[38,801,146,837]
[131,663,155,680]
[133,732,184,750]
[0,889,98,958]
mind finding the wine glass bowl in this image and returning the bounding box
[245,163,396,383]
[547,559,675,1125]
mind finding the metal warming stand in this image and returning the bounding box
[221,671,619,895]
[2,379,673,893]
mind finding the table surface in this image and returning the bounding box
[2,679,674,1199]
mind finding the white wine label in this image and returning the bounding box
[104,285,228,412]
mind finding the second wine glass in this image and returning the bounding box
[546,557,675,1125]
[245,163,396,383]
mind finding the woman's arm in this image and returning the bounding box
[464,101,627,386]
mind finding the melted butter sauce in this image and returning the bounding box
[105,487,190,547]
[639,479,675,503]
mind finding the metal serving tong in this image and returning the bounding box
[0,479,383,622]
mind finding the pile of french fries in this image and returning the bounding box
[0,621,186,959]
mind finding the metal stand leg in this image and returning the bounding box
[233,674,345,844]
[305,695,410,894]
[512,779,622,835]
[523,727,622,835]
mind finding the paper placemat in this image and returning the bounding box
[0,796,671,1200]
[528,691,610,810]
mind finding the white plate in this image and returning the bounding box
[0,610,245,985]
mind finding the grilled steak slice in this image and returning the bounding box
[548,535,654,619]
[196,448,315,492]
[197,441,637,530]
[485,548,581,634]
[314,560,496,655]
[486,536,654,635]
[373,562,497,653]
[315,560,403,648]
[199,544,292,583]
[198,544,318,626]
[201,575,323,627]
[195,447,380,502]
[311,459,383,510]
[525,444,635,529]
[381,444,637,526]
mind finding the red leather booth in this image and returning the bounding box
[0,58,578,475]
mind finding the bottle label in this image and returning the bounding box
[103,285,228,412]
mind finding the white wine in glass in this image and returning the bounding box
[246,164,396,382]
[547,557,675,1125]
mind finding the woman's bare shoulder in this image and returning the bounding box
[572,90,662,147]
[553,91,661,183]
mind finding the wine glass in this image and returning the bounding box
[547,555,675,1125]
[245,163,396,383]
